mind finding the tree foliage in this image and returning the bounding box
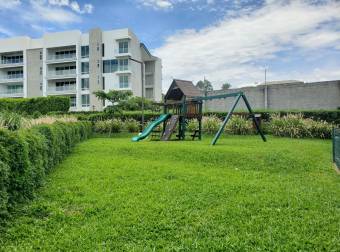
[196,79,213,93]
[94,90,133,114]
[221,83,232,90]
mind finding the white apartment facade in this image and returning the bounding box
[0,28,162,111]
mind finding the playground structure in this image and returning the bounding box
[132,79,266,145]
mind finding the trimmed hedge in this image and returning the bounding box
[0,121,92,221]
[0,96,70,115]
[71,109,340,125]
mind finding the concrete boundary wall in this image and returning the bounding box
[205,80,340,111]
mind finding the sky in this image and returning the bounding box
[0,0,340,92]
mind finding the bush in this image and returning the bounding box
[268,114,333,139]
[225,116,254,135]
[0,112,23,131]
[0,96,70,115]
[94,119,123,134]
[0,121,92,222]
[125,119,140,133]
[187,119,199,132]
[202,116,221,134]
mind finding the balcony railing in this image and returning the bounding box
[114,49,130,57]
[0,59,23,65]
[47,54,76,61]
[48,85,76,93]
[0,74,24,83]
[47,69,77,78]
[0,89,23,97]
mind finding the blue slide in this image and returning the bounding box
[131,114,171,142]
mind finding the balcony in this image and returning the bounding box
[47,69,77,80]
[116,66,132,74]
[0,74,24,83]
[0,88,24,98]
[114,49,131,58]
[47,85,76,95]
[0,59,24,68]
[46,54,77,64]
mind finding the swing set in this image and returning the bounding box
[132,79,267,145]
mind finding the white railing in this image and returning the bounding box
[0,74,23,83]
[48,85,76,93]
[0,59,23,65]
[115,49,130,55]
[117,66,130,72]
[47,54,76,61]
[47,69,77,78]
[0,89,23,97]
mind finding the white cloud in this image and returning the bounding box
[0,0,21,9]
[138,0,218,10]
[0,26,14,37]
[154,0,340,91]
[140,0,173,9]
[48,0,93,14]
[28,0,81,23]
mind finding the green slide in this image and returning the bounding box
[131,114,171,142]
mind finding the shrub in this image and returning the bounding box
[125,119,140,133]
[268,114,333,139]
[0,112,23,131]
[0,121,92,221]
[0,96,70,115]
[187,119,199,132]
[202,116,221,134]
[0,145,9,219]
[94,119,123,134]
[225,116,254,135]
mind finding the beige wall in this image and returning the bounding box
[26,48,43,97]
[89,28,103,110]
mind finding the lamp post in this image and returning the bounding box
[129,57,145,130]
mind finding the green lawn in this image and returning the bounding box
[1,135,339,251]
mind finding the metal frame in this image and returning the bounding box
[192,91,267,145]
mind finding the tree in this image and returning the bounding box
[94,90,133,114]
[221,83,232,90]
[196,79,213,93]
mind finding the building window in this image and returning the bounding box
[118,59,128,71]
[40,67,42,75]
[81,46,89,58]
[103,59,118,73]
[102,44,105,57]
[7,84,23,94]
[40,83,42,91]
[81,78,89,90]
[146,88,154,99]
[39,51,42,60]
[102,77,105,89]
[1,55,23,64]
[119,41,128,54]
[119,75,129,89]
[70,96,76,107]
[54,80,76,91]
[7,70,23,79]
[81,62,89,74]
[82,94,90,107]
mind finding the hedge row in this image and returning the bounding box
[0,121,92,222]
[0,96,70,115]
[70,109,340,125]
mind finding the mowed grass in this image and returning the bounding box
[1,135,339,251]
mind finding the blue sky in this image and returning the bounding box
[1,0,340,91]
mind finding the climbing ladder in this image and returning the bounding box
[161,115,179,141]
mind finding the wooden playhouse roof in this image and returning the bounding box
[164,79,202,101]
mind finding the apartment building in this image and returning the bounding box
[0,28,162,111]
